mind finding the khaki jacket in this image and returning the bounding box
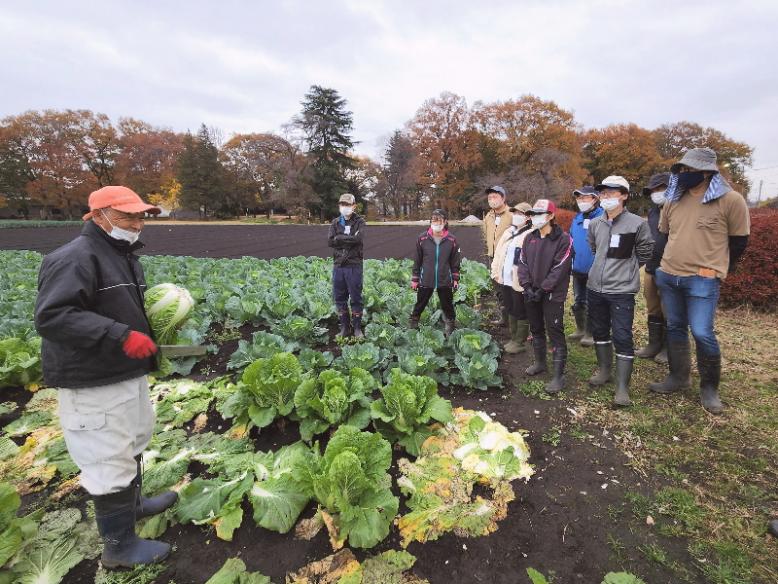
[491,226,534,291]
[483,206,513,257]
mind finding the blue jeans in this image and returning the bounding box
[655,269,720,357]
[587,289,636,357]
[333,265,363,315]
[572,273,588,310]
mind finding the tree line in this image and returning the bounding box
[0,86,753,220]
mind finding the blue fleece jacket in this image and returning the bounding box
[571,206,605,275]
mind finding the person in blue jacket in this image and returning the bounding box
[569,186,604,346]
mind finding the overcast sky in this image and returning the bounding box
[2,0,777,200]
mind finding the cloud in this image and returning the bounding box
[1,0,776,197]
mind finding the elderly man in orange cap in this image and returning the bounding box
[34,186,175,567]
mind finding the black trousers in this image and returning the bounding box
[525,297,567,358]
[412,287,456,321]
[501,284,527,320]
[587,289,636,357]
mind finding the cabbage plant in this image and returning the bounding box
[292,425,398,549]
[294,368,376,441]
[371,368,453,456]
[220,352,303,431]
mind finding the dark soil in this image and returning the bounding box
[2,226,708,584]
[0,223,487,262]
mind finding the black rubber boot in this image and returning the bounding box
[408,315,419,330]
[443,318,455,338]
[337,310,351,337]
[654,333,668,365]
[649,339,692,394]
[613,356,634,407]
[636,317,663,359]
[545,355,565,394]
[568,305,586,341]
[589,342,613,386]
[352,313,364,339]
[525,337,547,376]
[94,486,170,568]
[698,352,723,415]
[134,455,177,520]
[768,520,778,538]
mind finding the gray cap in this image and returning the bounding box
[339,193,356,205]
[573,186,598,197]
[596,175,630,193]
[671,147,719,174]
[642,172,671,196]
[485,185,506,198]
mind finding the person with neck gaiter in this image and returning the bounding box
[649,148,750,414]
[34,186,175,568]
[569,186,605,347]
[490,202,534,353]
[482,185,513,326]
[586,176,654,407]
[516,199,573,394]
[410,209,462,337]
[637,172,671,364]
[328,193,366,338]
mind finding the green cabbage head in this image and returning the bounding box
[144,283,195,344]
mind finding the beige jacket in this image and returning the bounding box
[491,226,534,291]
[483,206,513,257]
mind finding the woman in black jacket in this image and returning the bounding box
[410,209,462,336]
[516,199,574,394]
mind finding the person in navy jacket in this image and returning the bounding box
[569,186,604,346]
[410,209,462,336]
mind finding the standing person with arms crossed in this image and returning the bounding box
[490,202,534,353]
[328,193,366,338]
[482,185,513,326]
[568,186,605,347]
[586,176,654,407]
[636,172,671,364]
[516,199,573,394]
[34,186,177,567]
[649,148,750,414]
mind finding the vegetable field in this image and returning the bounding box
[1,226,776,584]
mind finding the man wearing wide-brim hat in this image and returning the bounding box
[34,186,175,567]
[648,148,750,414]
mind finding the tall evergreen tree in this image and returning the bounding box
[295,86,355,219]
[177,124,224,218]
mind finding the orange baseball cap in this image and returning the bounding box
[82,186,161,221]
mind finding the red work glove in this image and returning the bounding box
[453,280,459,290]
[122,331,158,359]
[411,281,419,291]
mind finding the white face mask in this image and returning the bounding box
[577,200,594,213]
[431,223,444,233]
[650,190,667,206]
[101,210,140,245]
[340,206,354,217]
[511,214,527,227]
[488,198,503,210]
[531,214,548,228]
[600,198,622,212]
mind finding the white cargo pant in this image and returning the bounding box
[57,375,155,496]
